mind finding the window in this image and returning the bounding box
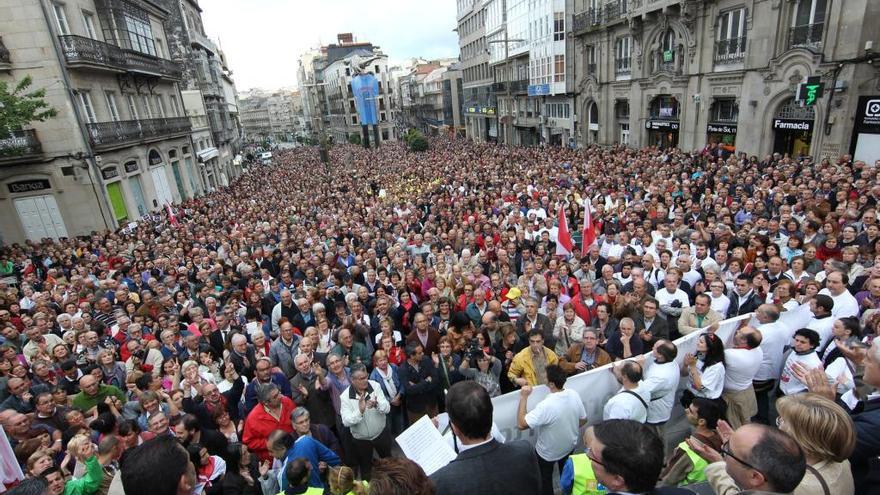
[82,11,97,39]
[168,95,180,117]
[154,39,165,58]
[380,112,386,122]
[77,90,96,123]
[126,95,139,120]
[154,95,166,118]
[711,99,739,122]
[104,91,120,121]
[656,30,677,72]
[52,3,70,35]
[615,36,632,75]
[715,8,747,63]
[554,55,565,83]
[790,0,826,49]
[141,95,153,119]
[124,15,156,55]
[651,96,679,119]
[585,45,596,75]
[553,12,565,41]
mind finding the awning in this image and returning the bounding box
[197,147,219,162]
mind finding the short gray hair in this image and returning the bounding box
[291,406,310,422]
[256,383,279,405]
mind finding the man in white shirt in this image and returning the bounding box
[639,340,681,439]
[778,328,822,396]
[517,364,587,495]
[604,361,650,423]
[818,271,859,318]
[656,273,690,326]
[806,294,836,349]
[676,255,702,288]
[340,364,391,479]
[753,304,789,424]
[722,326,764,428]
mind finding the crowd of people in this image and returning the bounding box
[1,137,880,495]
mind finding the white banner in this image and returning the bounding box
[491,312,755,444]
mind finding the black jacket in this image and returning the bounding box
[399,357,439,413]
[430,439,542,495]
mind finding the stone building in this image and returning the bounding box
[569,0,880,159]
[0,0,200,243]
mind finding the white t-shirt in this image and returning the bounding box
[818,288,859,319]
[708,293,731,316]
[642,355,680,424]
[755,321,791,381]
[807,315,835,350]
[688,361,725,399]
[779,351,822,395]
[723,347,763,392]
[525,388,587,461]
[603,384,650,423]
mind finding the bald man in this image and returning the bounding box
[71,374,127,412]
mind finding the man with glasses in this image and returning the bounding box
[635,298,669,349]
[687,423,806,494]
[340,364,390,479]
[398,343,438,424]
[562,419,691,495]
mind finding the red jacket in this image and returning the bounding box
[242,395,295,461]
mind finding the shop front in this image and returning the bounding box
[645,119,680,149]
[771,98,815,157]
[6,178,68,241]
[850,96,880,163]
[707,123,738,155]
[101,165,129,223]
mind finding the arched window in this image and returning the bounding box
[655,29,678,73]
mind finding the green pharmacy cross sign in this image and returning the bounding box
[798,76,824,107]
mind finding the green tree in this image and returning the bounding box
[0,76,57,135]
[348,133,362,145]
[408,133,428,152]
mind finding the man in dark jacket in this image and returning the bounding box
[726,274,761,319]
[431,381,541,495]
[398,342,438,425]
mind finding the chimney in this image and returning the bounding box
[337,33,354,45]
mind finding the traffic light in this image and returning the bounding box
[797,76,824,106]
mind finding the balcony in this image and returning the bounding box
[86,117,191,151]
[604,0,629,22]
[615,60,631,77]
[789,23,824,51]
[0,130,43,164]
[715,37,747,64]
[59,35,182,80]
[573,8,603,33]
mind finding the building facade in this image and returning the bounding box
[0,0,203,243]
[457,0,495,141]
[569,0,880,159]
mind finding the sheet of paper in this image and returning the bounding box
[395,415,457,476]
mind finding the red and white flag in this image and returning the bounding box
[166,203,180,228]
[581,200,597,257]
[556,205,574,257]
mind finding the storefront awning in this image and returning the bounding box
[197,147,219,163]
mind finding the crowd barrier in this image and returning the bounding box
[489,302,815,444]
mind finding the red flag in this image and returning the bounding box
[556,205,573,257]
[581,201,596,257]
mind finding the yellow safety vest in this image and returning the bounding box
[569,453,607,495]
[276,487,323,495]
[678,441,710,485]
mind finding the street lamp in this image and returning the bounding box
[488,35,526,145]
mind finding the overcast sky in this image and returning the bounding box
[200,0,460,91]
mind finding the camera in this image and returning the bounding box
[463,337,481,361]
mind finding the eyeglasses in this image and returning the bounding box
[720,440,763,475]
[585,447,605,468]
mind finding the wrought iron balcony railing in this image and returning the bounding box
[59,35,182,80]
[0,130,42,163]
[789,23,824,50]
[715,37,747,64]
[86,117,191,150]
